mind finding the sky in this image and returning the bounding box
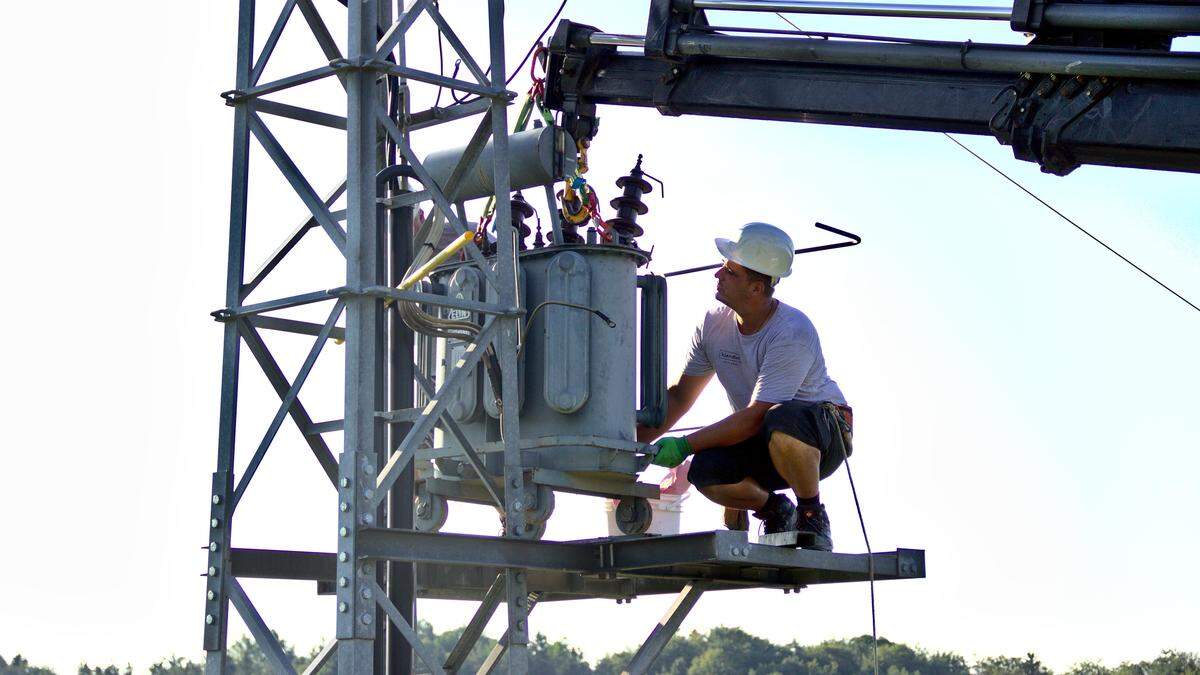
[0,1,1198,672]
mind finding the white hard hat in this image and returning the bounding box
[715,222,795,281]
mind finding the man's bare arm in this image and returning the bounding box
[684,400,774,452]
[636,372,713,443]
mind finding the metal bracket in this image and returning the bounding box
[993,72,1117,175]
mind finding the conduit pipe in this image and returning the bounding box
[674,0,1200,33]
[667,33,1200,80]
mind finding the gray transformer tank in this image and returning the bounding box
[418,244,668,537]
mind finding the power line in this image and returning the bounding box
[943,133,1199,315]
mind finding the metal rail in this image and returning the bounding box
[688,0,1010,20]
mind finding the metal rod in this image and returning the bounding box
[1042,3,1200,33]
[204,0,254,664]
[365,579,443,675]
[623,583,707,675]
[248,112,349,252]
[245,314,347,341]
[302,641,339,675]
[371,319,502,510]
[239,320,341,488]
[250,0,300,86]
[243,180,346,300]
[426,1,492,85]
[232,300,345,510]
[252,99,347,130]
[366,286,518,316]
[406,97,492,131]
[590,33,647,47]
[225,64,340,101]
[674,32,1200,80]
[664,222,861,277]
[376,62,504,99]
[228,579,298,675]
[219,288,344,319]
[339,0,385,668]
[444,575,505,673]
[375,0,433,62]
[686,0,1010,20]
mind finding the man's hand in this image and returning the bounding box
[650,436,693,468]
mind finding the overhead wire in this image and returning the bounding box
[437,0,570,107]
[942,133,1199,314]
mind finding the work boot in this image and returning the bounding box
[753,493,797,535]
[795,504,833,551]
[724,508,749,531]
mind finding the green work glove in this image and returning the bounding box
[650,436,693,468]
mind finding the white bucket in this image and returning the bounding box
[605,492,689,536]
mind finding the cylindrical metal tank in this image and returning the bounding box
[421,127,578,202]
[429,244,649,477]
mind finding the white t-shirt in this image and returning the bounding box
[683,302,847,411]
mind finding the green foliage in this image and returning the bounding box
[0,655,57,675]
[975,653,1053,675]
[1065,650,1200,675]
[77,667,131,675]
[5,631,1198,675]
[597,629,969,675]
[146,657,202,675]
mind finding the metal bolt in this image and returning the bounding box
[340,501,350,512]
[361,613,373,625]
[205,614,214,625]
[208,566,218,577]
[361,513,375,525]
[340,526,349,537]
[517,620,527,631]
[212,495,221,505]
[513,500,524,511]
[363,464,376,475]
[339,576,349,588]
[512,478,521,488]
[340,477,350,488]
[209,542,219,552]
[361,563,373,576]
[207,590,215,600]
[362,587,373,600]
[210,518,220,528]
[363,488,375,500]
[513,523,525,534]
[339,552,349,562]
[338,602,348,613]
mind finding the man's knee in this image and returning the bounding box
[768,430,819,464]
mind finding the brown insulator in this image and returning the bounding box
[510,193,535,250]
[532,219,546,249]
[608,154,653,247]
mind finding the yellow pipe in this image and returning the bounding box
[384,231,476,307]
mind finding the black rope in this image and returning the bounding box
[943,133,1200,315]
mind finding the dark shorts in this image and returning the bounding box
[687,400,853,492]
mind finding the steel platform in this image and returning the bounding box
[231,529,925,601]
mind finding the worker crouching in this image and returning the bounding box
[635,223,851,551]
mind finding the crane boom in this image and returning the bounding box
[545,1,1200,175]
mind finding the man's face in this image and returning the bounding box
[714,260,757,308]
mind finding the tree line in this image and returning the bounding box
[3,624,1196,674]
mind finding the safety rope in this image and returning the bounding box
[823,403,878,675]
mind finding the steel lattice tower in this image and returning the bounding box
[204,1,924,673]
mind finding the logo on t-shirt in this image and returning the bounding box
[717,349,741,365]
